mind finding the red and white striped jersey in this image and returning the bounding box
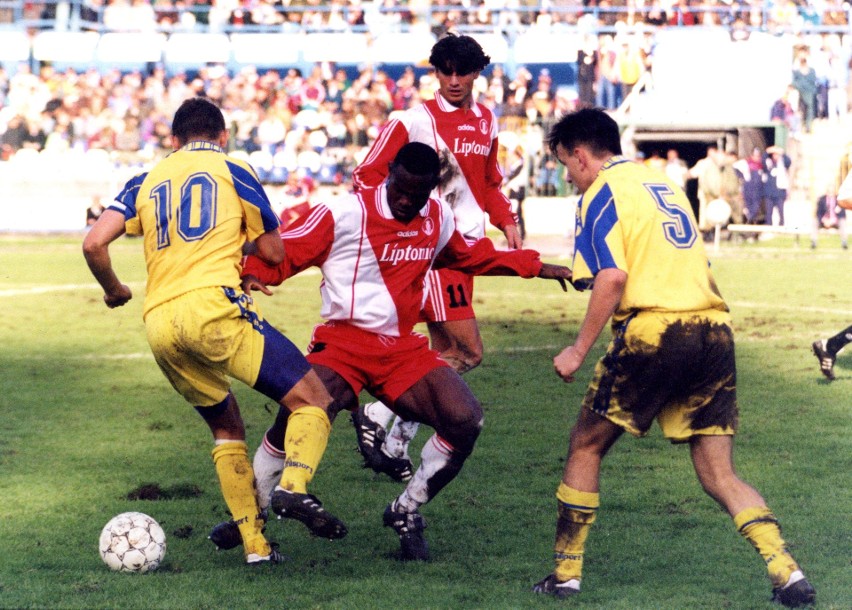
[242,185,542,337]
[352,93,516,242]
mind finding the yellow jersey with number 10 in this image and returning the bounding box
[571,156,728,323]
[108,142,280,317]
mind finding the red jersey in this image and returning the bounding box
[352,93,516,242]
[242,185,542,337]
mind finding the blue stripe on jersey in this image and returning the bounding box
[576,183,618,276]
[109,173,148,219]
[225,160,279,232]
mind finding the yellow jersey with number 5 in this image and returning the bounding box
[107,141,280,317]
[571,156,728,322]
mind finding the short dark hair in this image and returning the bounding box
[429,33,491,76]
[547,108,622,157]
[392,142,441,179]
[171,97,226,143]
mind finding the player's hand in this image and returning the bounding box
[503,224,523,249]
[538,263,575,292]
[241,274,273,296]
[554,345,585,383]
[104,284,132,309]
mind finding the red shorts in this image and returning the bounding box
[306,321,450,403]
[421,268,476,323]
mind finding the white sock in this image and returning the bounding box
[363,401,395,429]
[252,434,285,510]
[395,434,453,513]
[384,418,419,459]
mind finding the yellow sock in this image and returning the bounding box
[211,441,270,558]
[553,483,599,583]
[278,406,330,494]
[734,506,799,588]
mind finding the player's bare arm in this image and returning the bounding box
[538,263,576,292]
[82,209,133,309]
[554,268,626,383]
[254,229,286,265]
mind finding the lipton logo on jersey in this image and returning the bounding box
[458,124,475,132]
[452,138,489,157]
[379,243,436,265]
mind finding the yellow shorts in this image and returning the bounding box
[582,309,738,442]
[145,286,310,408]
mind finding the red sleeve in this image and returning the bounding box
[240,205,335,286]
[482,136,518,231]
[351,120,409,191]
[434,231,542,277]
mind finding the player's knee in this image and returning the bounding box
[441,401,483,455]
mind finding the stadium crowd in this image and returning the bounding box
[9,0,851,35]
[1,0,852,201]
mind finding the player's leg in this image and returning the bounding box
[228,302,345,541]
[383,366,483,560]
[355,269,483,475]
[209,364,355,550]
[690,435,815,607]
[145,291,278,564]
[378,272,483,467]
[426,317,484,375]
[813,321,850,380]
[266,365,349,540]
[533,407,622,598]
[196,394,279,562]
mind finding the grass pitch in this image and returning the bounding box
[0,234,849,609]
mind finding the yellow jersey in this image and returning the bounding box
[109,142,280,317]
[572,156,728,322]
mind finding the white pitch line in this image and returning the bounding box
[0,283,102,297]
[729,301,851,316]
[0,282,149,298]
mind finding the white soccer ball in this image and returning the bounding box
[99,512,167,573]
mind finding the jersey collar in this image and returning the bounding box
[434,91,482,118]
[182,141,224,153]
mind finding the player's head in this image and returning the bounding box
[429,33,490,109]
[171,97,227,147]
[547,108,622,159]
[386,142,441,223]
[547,108,622,193]
[429,33,491,76]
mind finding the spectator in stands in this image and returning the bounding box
[575,35,598,109]
[733,146,766,225]
[504,66,533,117]
[812,180,847,250]
[792,49,818,132]
[536,154,561,197]
[763,145,792,227]
[664,148,689,190]
[616,35,645,102]
[826,52,848,122]
[668,0,696,26]
[503,144,529,240]
[770,85,803,137]
[0,113,28,158]
[595,35,621,110]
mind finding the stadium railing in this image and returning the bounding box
[1,1,851,36]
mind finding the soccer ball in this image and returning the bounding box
[99,512,167,573]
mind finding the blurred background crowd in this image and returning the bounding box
[3,0,852,237]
